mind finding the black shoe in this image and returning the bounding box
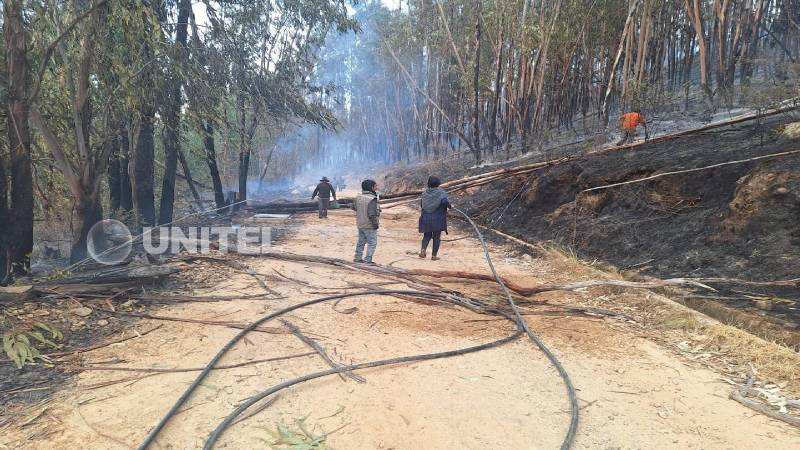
[362,261,377,265]
[353,258,364,263]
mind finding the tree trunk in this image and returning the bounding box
[157,0,191,224]
[490,23,504,149]
[686,0,715,108]
[107,133,122,212]
[71,192,103,263]
[119,125,133,212]
[471,0,482,163]
[5,0,33,276]
[202,120,225,209]
[177,147,203,210]
[134,108,156,226]
[237,94,250,203]
[0,139,10,285]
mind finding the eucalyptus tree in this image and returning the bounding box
[157,0,191,224]
[28,0,161,262]
[3,0,32,278]
[201,0,354,202]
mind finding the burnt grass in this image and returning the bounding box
[384,112,800,335]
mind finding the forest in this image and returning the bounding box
[2,1,800,448]
[1,0,798,277]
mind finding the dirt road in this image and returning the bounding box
[2,205,799,449]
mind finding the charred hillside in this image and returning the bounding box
[384,112,800,330]
[458,114,800,283]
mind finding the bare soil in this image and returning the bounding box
[1,201,799,449]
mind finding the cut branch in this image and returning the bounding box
[281,319,365,383]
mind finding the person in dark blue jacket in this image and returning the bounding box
[418,176,451,261]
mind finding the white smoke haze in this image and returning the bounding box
[250,2,420,198]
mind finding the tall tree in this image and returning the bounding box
[29,1,110,262]
[4,0,33,276]
[158,0,191,224]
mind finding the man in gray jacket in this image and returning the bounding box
[353,179,380,264]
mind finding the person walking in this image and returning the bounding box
[615,109,648,146]
[353,179,380,264]
[312,176,336,219]
[418,176,450,261]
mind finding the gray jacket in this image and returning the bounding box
[354,191,380,229]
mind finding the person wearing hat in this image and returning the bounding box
[312,176,337,219]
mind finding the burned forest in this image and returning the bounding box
[2,0,800,449]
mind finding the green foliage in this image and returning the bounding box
[1,317,63,369]
[265,417,329,450]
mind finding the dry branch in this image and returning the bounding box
[244,250,726,297]
[584,149,800,192]
[281,319,365,383]
[180,255,282,297]
[90,306,288,335]
[730,389,800,428]
[38,325,162,361]
[70,352,315,373]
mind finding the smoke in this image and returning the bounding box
[258,3,412,189]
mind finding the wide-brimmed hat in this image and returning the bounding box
[320,176,330,182]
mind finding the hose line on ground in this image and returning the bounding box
[451,206,579,450]
[139,209,578,450]
[137,289,522,450]
[203,323,523,449]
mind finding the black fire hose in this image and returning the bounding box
[139,209,578,450]
[137,289,522,450]
[203,319,523,448]
[451,206,579,450]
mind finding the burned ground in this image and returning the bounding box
[384,113,800,341]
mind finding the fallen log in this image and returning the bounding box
[19,264,186,299]
[38,264,184,286]
[0,285,34,303]
[246,199,354,213]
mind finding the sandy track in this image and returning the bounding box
[2,205,799,449]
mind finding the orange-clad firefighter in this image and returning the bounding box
[616,109,648,146]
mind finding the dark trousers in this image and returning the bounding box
[421,231,442,256]
[616,129,636,146]
[317,198,330,218]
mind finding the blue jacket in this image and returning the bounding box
[419,197,450,234]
